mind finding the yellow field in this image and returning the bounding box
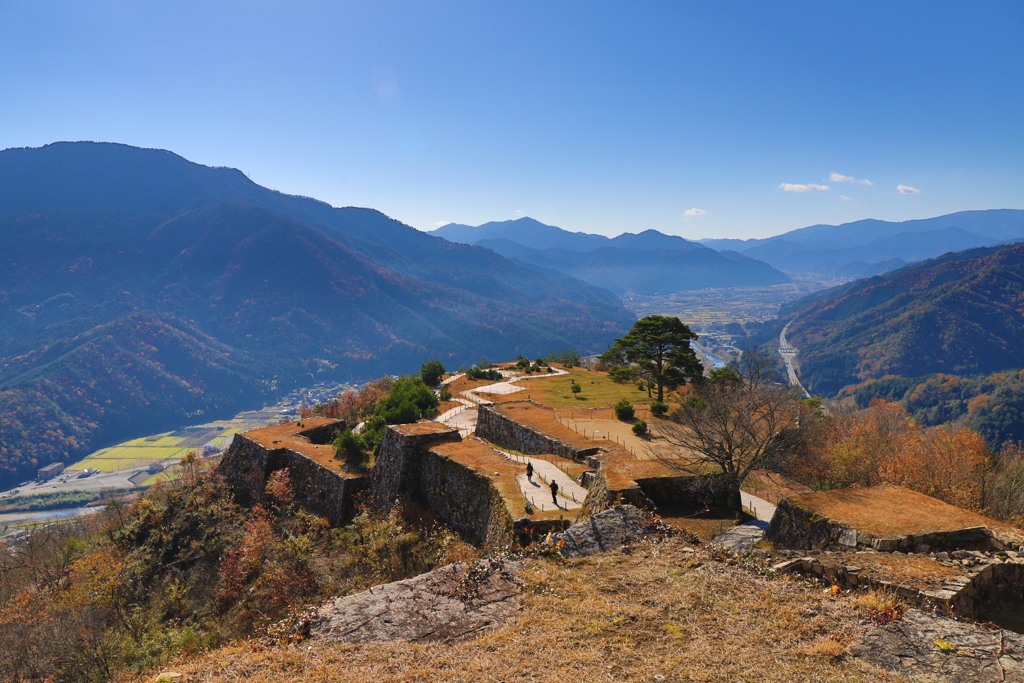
[66,447,188,472]
[145,436,187,447]
[205,430,239,449]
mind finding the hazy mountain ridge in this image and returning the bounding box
[782,242,1024,396]
[433,217,790,294]
[701,209,1024,277]
[0,142,634,485]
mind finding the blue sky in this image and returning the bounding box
[1,1,1021,239]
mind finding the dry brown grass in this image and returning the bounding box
[243,419,354,477]
[744,470,812,505]
[658,508,742,542]
[436,399,462,415]
[161,541,900,682]
[787,485,1023,539]
[491,402,629,456]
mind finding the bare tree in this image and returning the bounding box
[652,352,814,511]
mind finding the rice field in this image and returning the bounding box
[68,425,227,472]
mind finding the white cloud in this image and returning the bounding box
[684,208,707,217]
[434,220,451,227]
[779,183,830,193]
[830,172,873,186]
[897,184,922,195]
[515,209,523,216]
[839,195,852,201]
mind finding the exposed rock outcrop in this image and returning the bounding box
[850,609,1024,681]
[312,558,522,643]
[553,505,672,557]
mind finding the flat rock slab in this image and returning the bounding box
[554,505,672,558]
[313,558,521,644]
[850,609,1024,681]
[712,519,768,553]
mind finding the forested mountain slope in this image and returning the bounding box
[783,243,1024,396]
[0,142,633,485]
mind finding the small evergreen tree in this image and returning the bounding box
[420,359,446,387]
[614,398,635,421]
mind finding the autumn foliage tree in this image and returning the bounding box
[798,399,992,512]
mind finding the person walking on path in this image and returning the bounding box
[550,480,559,506]
[526,462,534,481]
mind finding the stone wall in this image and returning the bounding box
[766,499,1019,553]
[217,432,368,526]
[372,423,462,506]
[634,474,733,509]
[417,449,513,547]
[372,424,521,547]
[580,467,646,514]
[772,550,1024,629]
[581,467,732,516]
[476,403,597,462]
[764,499,857,551]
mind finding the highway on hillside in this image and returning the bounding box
[778,322,811,398]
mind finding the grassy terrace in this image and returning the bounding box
[242,418,355,477]
[490,401,635,462]
[787,485,1024,540]
[509,366,655,408]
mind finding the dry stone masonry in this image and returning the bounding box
[217,419,368,526]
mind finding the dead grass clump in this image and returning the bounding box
[854,588,906,626]
[802,633,850,662]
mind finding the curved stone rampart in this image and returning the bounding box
[476,402,592,461]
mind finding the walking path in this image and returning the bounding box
[435,398,478,437]
[741,491,777,523]
[470,367,569,398]
[712,490,778,553]
[498,450,585,512]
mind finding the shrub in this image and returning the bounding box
[651,402,668,417]
[420,359,445,387]
[632,419,648,436]
[333,429,367,471]
[439,387,452,401]
[614,398,635,421]
[374,375,439,424]
[466,366,502,381]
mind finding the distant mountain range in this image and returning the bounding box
[0,142,634,485]
[432,218,790,294]
[701,210,1024,278]
[781,242,1024,396]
